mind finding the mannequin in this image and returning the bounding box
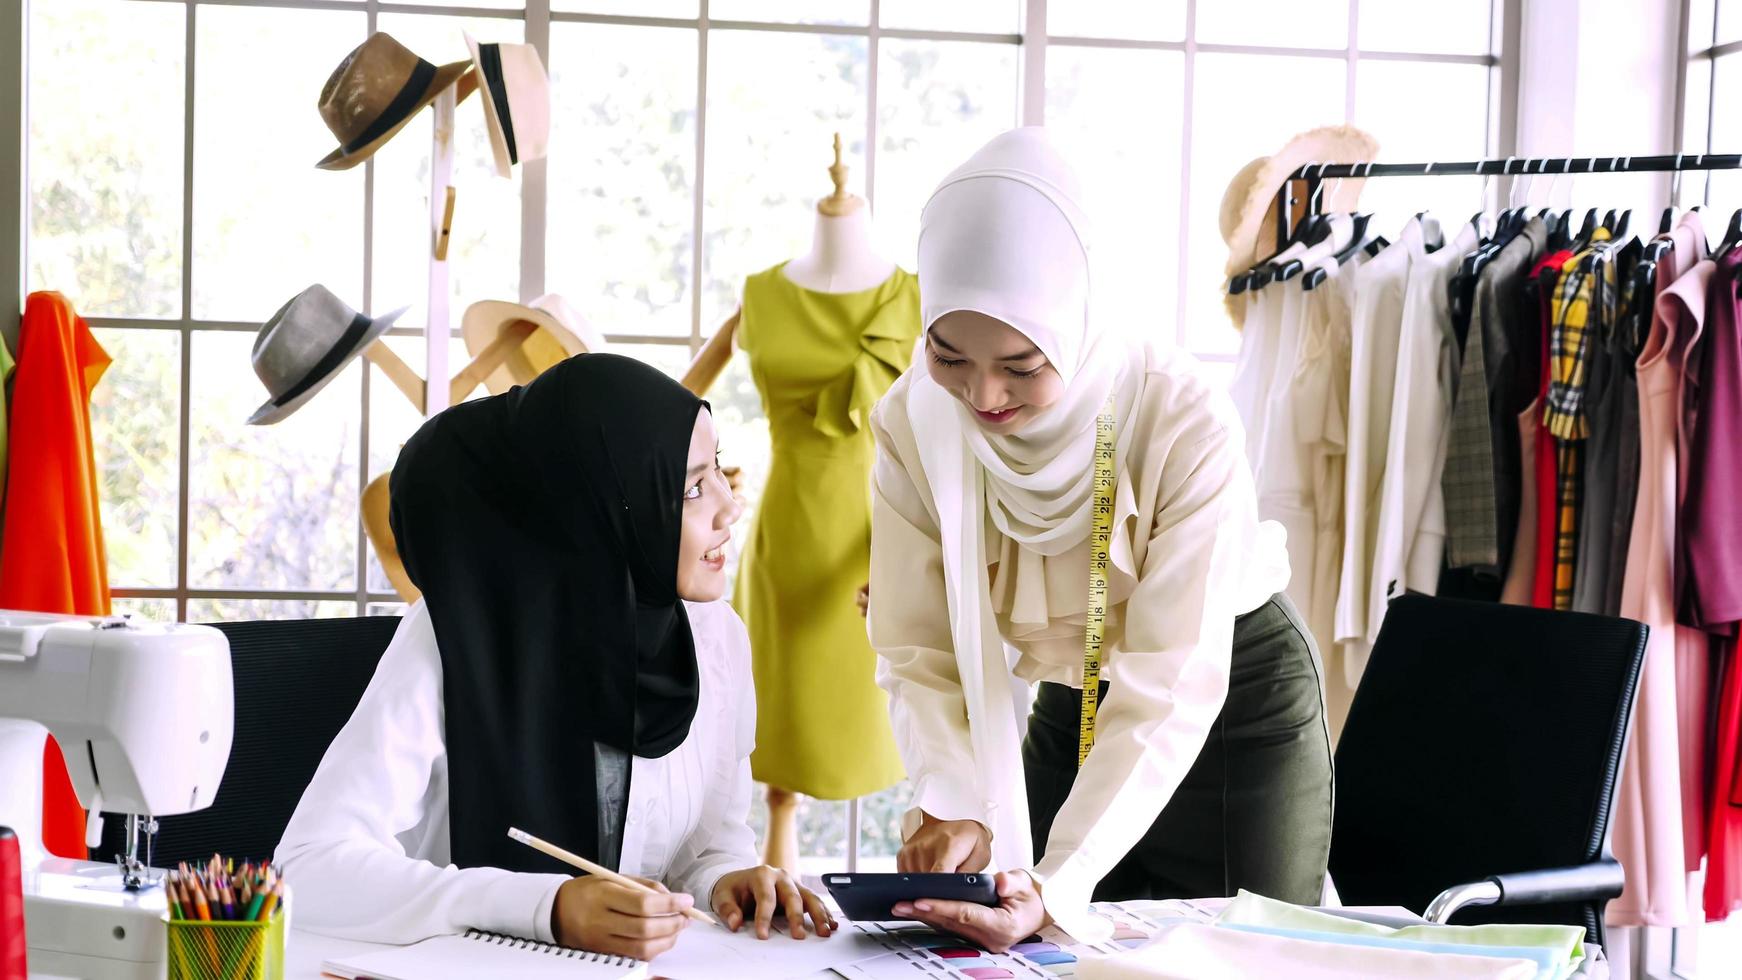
[684,136,911,874]
[682,134,894,392]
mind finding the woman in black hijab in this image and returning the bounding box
[278,354,833,960]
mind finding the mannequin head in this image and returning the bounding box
[675,408,741,601]
[924,310,1066,431]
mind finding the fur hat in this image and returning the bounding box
[1219,125,1379,326]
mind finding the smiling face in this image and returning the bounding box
[674,408,741,602]
[924,310,1066,432]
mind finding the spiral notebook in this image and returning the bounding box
[322,929,649,979]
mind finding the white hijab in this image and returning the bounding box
[907,127,1141,871]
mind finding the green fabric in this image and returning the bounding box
[1217,891,1586,978]
[733,263,919,799]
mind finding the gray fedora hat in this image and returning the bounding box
[248,284,405,425]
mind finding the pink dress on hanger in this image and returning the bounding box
[1607,212,1705,926]
[1659,255,1717,880]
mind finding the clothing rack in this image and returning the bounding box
[1274,152,1742,249]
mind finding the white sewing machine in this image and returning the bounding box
[0,610,232,979]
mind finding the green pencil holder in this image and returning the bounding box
[165,909,286,980]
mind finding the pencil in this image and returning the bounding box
[506,827,716,926]
[165,874,183,920]
[188,877,211,922]
[255,881,282,921]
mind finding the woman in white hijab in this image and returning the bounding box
[867,127,1333,948]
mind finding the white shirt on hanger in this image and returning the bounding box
[1365,220,1480,644]
[1334,216,1442,680]
[275,598,761,947]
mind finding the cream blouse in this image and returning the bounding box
[868,341,1290,939]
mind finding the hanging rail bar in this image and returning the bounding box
[1285,153,1741,179]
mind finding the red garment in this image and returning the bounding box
[1708,640,1742,921]
[0,292,112,860]
[1530,250,1574,609]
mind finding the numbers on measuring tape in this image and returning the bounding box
[1078,397,1118,768]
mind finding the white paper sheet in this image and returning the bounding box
[645,921,891,980]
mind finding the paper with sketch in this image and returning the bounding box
[646,921,890,980]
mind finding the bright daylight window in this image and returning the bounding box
[26,0,1497,874]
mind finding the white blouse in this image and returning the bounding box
[275,598,761,946]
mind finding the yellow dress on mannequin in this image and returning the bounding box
[735,261,916,800]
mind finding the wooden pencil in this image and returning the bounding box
[506,827,716,926]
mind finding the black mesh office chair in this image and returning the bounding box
[94,616,402,869]
[1330,595,1646,947]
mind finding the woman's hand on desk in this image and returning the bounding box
[897,813,991,873]
[891,870,1049,954]
[712,865,837,940]
[551,874,693,960]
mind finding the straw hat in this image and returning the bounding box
[316,33,472,171]
[247,285,404,425]
[1219,125,1379,325]
[461,294,606,395]
[463,32,551,179]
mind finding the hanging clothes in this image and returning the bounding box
[1365,220,1478,641]
[1528,247,1575,609]
[0,292,112,861]
[1543,229,1615,610]
[733,263,915,801]
[1679,248,1742,632]
[1336,216,1440,681]
[1607,211,1707,928]
[1445,219,1549,578]
[1230,286,1288,487]
[1573,236,1643,616]
[1657,254,1718,877]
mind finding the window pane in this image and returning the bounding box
[1047,46,1184,349]
[1720,0,1742,46]
[879,0,1019,33]
[708,348,770,591]
[389,0,520,7]
[859,780,915,864]
[1682,55,1714,207]
[1358,0,1491,54]
[187,598,360,622]
[1185,53,1346,355]
[702,31,868,329]
[192,6,365,321]
[1196,0,1348,49]
[747,787,847,873]
[875,40,1020,269]
[548,23,697,338]
[91,328,181,589]
[373,14,523,336]
[1711,55,1742,207]
[1047,1,1185,41]
[556,1,699,16]
[189,332,360,591]
[28,0,183,318]
[1354,60,1490,238]
[612,341,693,378]
[113,598,178,624]
[710,1,868,26]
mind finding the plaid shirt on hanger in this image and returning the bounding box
[1544,228,1617,610]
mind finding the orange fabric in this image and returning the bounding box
[0,292,111,860]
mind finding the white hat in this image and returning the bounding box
[248,285,404,424]
[461,293,604,395]
[463,32,550,179]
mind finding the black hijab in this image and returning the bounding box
[389,353,707,874]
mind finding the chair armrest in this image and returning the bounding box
[1425,859,1625,923]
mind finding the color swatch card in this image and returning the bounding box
[838,910,1163,980]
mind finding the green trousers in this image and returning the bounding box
[1023,593,1334,904]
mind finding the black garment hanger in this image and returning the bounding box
[1719,208,1742,259]
[1659,207,1677,235]
[1273,216,1338,283]
[1304,213,1372,291]
[1363,235,1390,257]
[1602,209,1618,232]
[1612,209,1631,241]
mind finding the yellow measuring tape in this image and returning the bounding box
[1077,397,1118,767]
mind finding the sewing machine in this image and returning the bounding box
[0,610,232,979]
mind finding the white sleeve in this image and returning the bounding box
[867,407,992,836]
[665,604,761,905]
[274,603,569,945]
